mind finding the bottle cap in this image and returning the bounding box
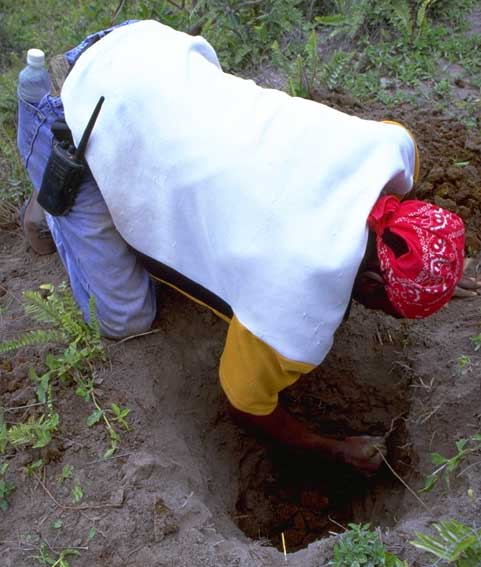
[27,48,45,67]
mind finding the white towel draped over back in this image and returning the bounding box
[62,20,416,365]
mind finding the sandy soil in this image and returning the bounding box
[1,19,481,567]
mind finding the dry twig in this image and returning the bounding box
[108,328,162,348]
[33,472,124,511]
[375,448,430,513]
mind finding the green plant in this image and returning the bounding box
[456,355,472,374]
[51,519,63,530]
[0,120,30,207]
[411,519,481,565]
[24,459,44,477]
[0,410,7,454]
[58,464,73,483]
[128,0,309,70]
[389,0,443,42]
[0,462,16,512]
[0,283,129,458]
[322,50,352,91]
[71,481,84,504]
[433,78,452,98]
[87,527,97,542]
[330,523,407,566]
[273,28,320,99]
[199,0,308,70]
[471,333,481,352]
[0,283,102,356]
[83,384,130,458]
[316,0,440,43]
[315,0,371,39]
[5,413,60,450]
[34,543,80,567]
[422,434,481,492]
[309,0,480,105]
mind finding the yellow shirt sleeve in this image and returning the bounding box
[219,316,315,416]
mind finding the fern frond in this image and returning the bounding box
[316,14,351,26]
[23,290,62,324]
[88,295,101,342]
[24,288,85,341]
[0,410,7,454]
[0,329,65,353]
[416,0,439,32]
[390,0,413,39]
[322,51,351,91]
[7,413,59,449]
[411,520,481,563]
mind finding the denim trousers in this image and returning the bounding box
[17,23,156,338]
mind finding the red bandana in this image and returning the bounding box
[368,196,465,319]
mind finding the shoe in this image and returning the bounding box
[20,191,56,255]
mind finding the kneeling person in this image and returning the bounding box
[18,20,471,474]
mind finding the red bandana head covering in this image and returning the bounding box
[367,196,465,319]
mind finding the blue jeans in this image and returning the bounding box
[17,23,156,338]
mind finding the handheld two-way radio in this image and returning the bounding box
[38,96,105,216]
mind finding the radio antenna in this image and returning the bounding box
[74,96,105,161]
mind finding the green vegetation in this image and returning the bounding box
[471,332,481,351]
[71,481,84,504]
[330,523,407,566]
[0,462,16,511]
[421,434,481,493]
[0,283,129,459]
[329,521,481,566]
[24,458,45,477]
[58,464,74,483]
[411,519,481,566]
[0,282,125,565]
[34,544,81,567]
[456,354,472,371]
[5,413,59,450]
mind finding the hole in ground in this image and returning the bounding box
[233,316,415,552]
[235,423,411,552]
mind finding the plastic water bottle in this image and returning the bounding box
[17,48,51,104]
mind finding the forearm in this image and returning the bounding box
[227,400,343,459]
[227,400,386,474]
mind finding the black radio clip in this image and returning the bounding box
[38,96,105,216]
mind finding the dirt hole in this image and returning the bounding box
[234,407,412,552]
[235,429,411,552]
[233,314,415,552]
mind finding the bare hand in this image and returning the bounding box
[341,436,387,475]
